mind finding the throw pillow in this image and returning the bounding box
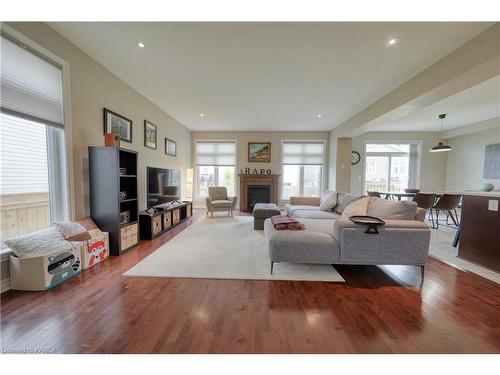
[334,192,363,214]
[319,191,338,211]
[341,197,371,219]
[367,198,417,220]
[5,227,73,259]
[55,222,91,242]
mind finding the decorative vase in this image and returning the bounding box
[480,183,495,192]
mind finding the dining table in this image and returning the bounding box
[381,191,444,201]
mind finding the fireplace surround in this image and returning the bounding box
[238,174,280,212]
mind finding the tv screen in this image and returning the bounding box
[147,167,181,208]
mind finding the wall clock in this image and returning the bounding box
[351,151,361,165]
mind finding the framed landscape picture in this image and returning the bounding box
[248,142,271,162]
[165,138,177,157]
[103,108,133,143]
[144,120,157,149]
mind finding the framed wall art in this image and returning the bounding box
[144,120,157,149]
[165,138,177,157]
[248,142,271,162]
[103,108,132,143]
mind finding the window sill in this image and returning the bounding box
[0,248,13,262]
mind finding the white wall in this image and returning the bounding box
[445,126,500,191]
[1,22,193,292]
[7,22,193,218]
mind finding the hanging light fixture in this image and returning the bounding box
[430,113,452,152]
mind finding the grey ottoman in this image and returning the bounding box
[253,203,281,230]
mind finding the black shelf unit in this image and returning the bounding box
[89,147,139,255]
[139,201,193,240]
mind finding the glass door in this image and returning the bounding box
[364,143,417,194]
[365,156,390,192]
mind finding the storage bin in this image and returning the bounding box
[78,232,109,269]
[10,244,83,291]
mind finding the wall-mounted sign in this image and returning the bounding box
[241,168,272,175]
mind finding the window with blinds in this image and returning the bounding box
[0,30,69,250]
[195,141,237,199]
[195,141,237,166]
[282,141,325,199]
[1,35,64,127]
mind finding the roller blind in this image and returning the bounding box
[282,142,324,165]
[0,113,49,194]
[1,35,64,127]
[196,141,236,166]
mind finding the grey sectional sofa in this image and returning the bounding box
[264,192,431,278]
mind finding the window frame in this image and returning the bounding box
[1,25,74,222]
[193,139,238,203]
[281,140,326,200]
[362,140,423,194]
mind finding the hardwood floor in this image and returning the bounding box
[1,210,499,354]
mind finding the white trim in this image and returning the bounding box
[1,24,75,221]
[0,249,11,293]
[361,140,423,193]
[0,248,12,263]
[1,277,10,293]
[280,139,326,199]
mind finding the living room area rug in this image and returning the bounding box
[124,216,345,282]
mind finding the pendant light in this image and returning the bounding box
[430,113,452,152]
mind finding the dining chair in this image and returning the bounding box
[367,191,382,198]
[432,194,462,229]
[412,193,436,228]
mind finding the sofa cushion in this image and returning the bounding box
[211,199,233,208]
[5,227,74,259]
[340,197,371,218]
[264,218,340,263]
[319,191,338,211]
[334,192,363,214]
[292,209,341,220]
[367,197,418,220]
[285,204,320,216]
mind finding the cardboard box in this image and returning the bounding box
[78,233,109,269]
[10,244,83,291]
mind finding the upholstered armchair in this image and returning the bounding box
[206,187,237,218]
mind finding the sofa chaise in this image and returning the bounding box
[264,192,431,278]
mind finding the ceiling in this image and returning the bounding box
[49,22,493,131]
[367,75,500,132]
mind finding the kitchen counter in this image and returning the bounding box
[458,193,500,272]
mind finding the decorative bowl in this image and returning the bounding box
[480,183,495,192]
[404,188,421,193]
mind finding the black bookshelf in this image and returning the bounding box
[139,201,193,240]
[89,147,139,255]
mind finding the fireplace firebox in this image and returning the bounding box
[247,185,271,212]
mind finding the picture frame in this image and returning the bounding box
[144,120,157,150]
[103,108,133,143]
[248,142,271,162]
[165,138,177,157]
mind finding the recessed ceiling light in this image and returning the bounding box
[386,37,399,47]
[199,113,205,117]
[317,113,322,118]
[135,41,145,48]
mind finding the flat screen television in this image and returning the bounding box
[147,167,181,208]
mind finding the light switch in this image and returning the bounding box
[488,199,499,212]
